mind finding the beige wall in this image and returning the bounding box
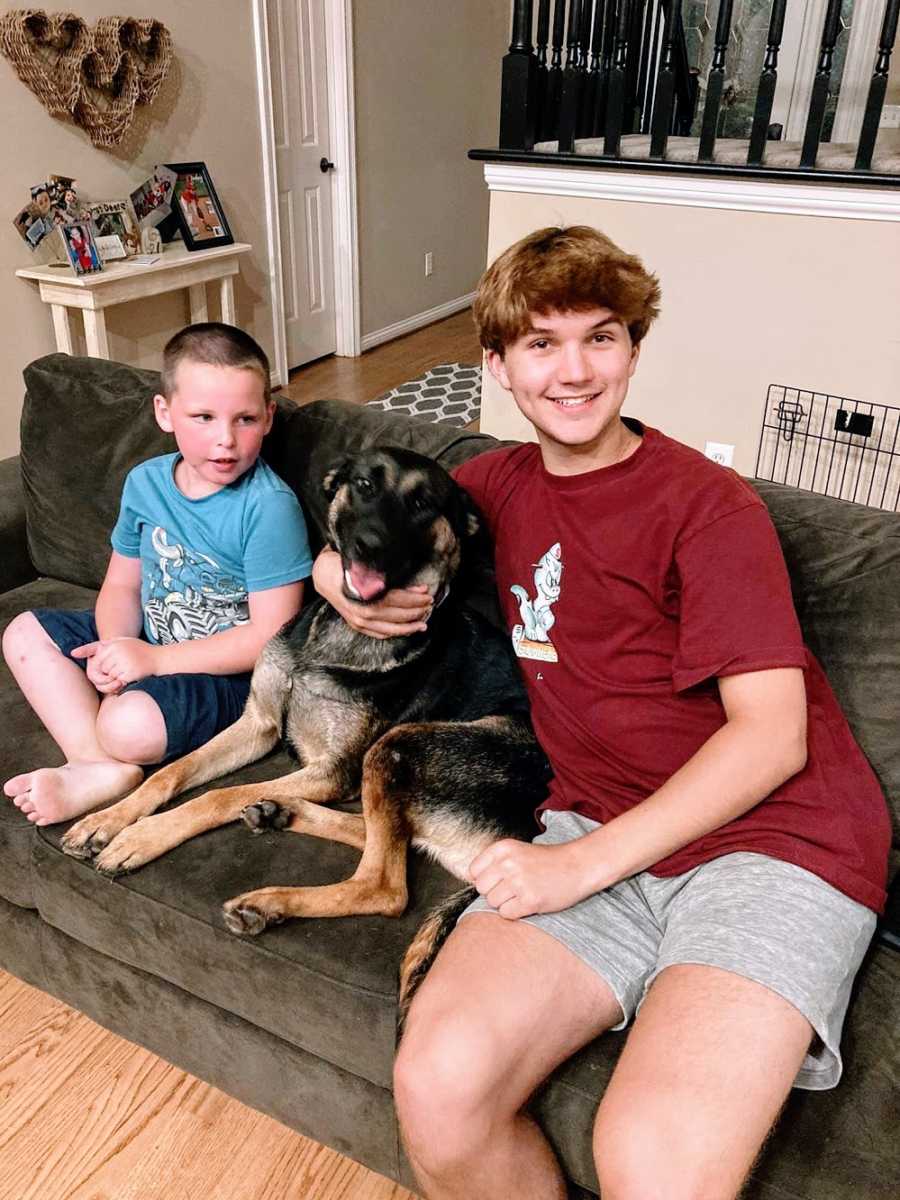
[353,0,509,338]
[480,189,900,475]
[0,2,273,458]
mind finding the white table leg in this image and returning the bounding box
[82,308,110,359]
[50,304,74,354]
[220,275,236,325]
[188,283,209,324]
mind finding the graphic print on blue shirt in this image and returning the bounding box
[144,526,250,643]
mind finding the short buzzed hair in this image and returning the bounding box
[473,226,661,355]
[161,323,271,402]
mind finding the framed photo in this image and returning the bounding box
[167,162,234,251]
[60,221,103,276]
[129,165,177,230]
[87,200,141,255]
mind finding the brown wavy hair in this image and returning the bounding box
[473,226,661,355]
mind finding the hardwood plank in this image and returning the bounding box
[0,971,417,1200]
[279,310,483,408]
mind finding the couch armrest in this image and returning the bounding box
[0,456,37,593]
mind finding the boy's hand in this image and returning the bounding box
[469,839,598,920]
[312,548,432,639]
[75,642,125,694]
[73,637,160,687]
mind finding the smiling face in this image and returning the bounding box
[154,362,274,498]
[486,307,641,476]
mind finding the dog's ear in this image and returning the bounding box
[322,457,351,499]
[449,478,481,539]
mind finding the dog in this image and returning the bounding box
[61,446,550,1005]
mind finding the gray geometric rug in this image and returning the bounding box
[368,362,482,428]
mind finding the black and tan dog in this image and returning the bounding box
[61,446,550,992]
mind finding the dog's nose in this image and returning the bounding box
[351,531,382,560]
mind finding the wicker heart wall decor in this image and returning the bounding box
[0,10,173,148]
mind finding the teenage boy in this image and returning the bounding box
[313,227,891,1200]
[4,323,313,828]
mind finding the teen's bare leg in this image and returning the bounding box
[593,964,813,1199]
[2,613,161,823]
[394,912,622,1200]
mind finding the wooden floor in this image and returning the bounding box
[278,308,482,408]
[0,315,484,1200]
[0,972,416,1200]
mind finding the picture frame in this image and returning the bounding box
[166,161,234,251]
[60,220,103,276]
[87,200,141,256]
[129,165,177,230]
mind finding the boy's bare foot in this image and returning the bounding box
[3,761,144,826]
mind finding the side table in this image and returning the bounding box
[16,242,253,359]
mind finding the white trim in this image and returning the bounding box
[252,1,288,387]
[360,293,477,353]
[324,0,361,357]
[252,0,361,382]
[780,0,828,143]
[483,162,900,222]
[831,0,888,145]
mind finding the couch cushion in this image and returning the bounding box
[0,577,98,909]
[751,482,900,844]
[21,355,173,589]
[32,796,465,1091]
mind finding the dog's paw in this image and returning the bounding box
[93,814,174,875]
[222,893,285,936]
[61,810,126,860]
[241,799,290,833]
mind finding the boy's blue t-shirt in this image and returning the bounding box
[111,453,313,645]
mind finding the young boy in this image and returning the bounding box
[3,322,312,828]
[312,227,891,1200]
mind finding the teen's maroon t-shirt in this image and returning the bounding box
[453,424,891,913]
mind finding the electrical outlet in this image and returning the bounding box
[704,441,734,467]
[880,105,900,129]
[424,251,434,277]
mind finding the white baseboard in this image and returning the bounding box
[360,292,476,353]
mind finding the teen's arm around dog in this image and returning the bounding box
[312,548,808,914]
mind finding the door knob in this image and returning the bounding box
[319,157,335,173]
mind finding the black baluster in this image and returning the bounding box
[856,0,900,171]
[558,1,587,152]
[800,0,844,168]
[650,1,680,157]
[580,1,604,137]
[698,0,734,162]
[624,0,648,133]
[593,0,618,135]
[541,0,568,141]
[604,0,633,154]
[747,0,788,165]
[534,0,552,145]
[500,0,539,150]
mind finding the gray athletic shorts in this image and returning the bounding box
[461,810,876,1090]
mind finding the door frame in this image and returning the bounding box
[252,0,360,387]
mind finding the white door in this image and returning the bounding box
[267,0,336,369]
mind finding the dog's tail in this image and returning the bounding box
[398,885,477,1029]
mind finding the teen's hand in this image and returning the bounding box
[71,640,123,694]
[312,547,432,639]
[73,637,159,686]
[469,839,598,919]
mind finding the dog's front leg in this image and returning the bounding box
[93,765,343,875]
[61,688,282,860]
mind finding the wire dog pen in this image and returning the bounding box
[754,385,900,513]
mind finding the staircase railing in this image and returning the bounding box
[481,0,900,185]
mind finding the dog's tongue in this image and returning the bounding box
[348,562,386,600]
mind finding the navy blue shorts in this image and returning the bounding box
[32,608,252,762]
